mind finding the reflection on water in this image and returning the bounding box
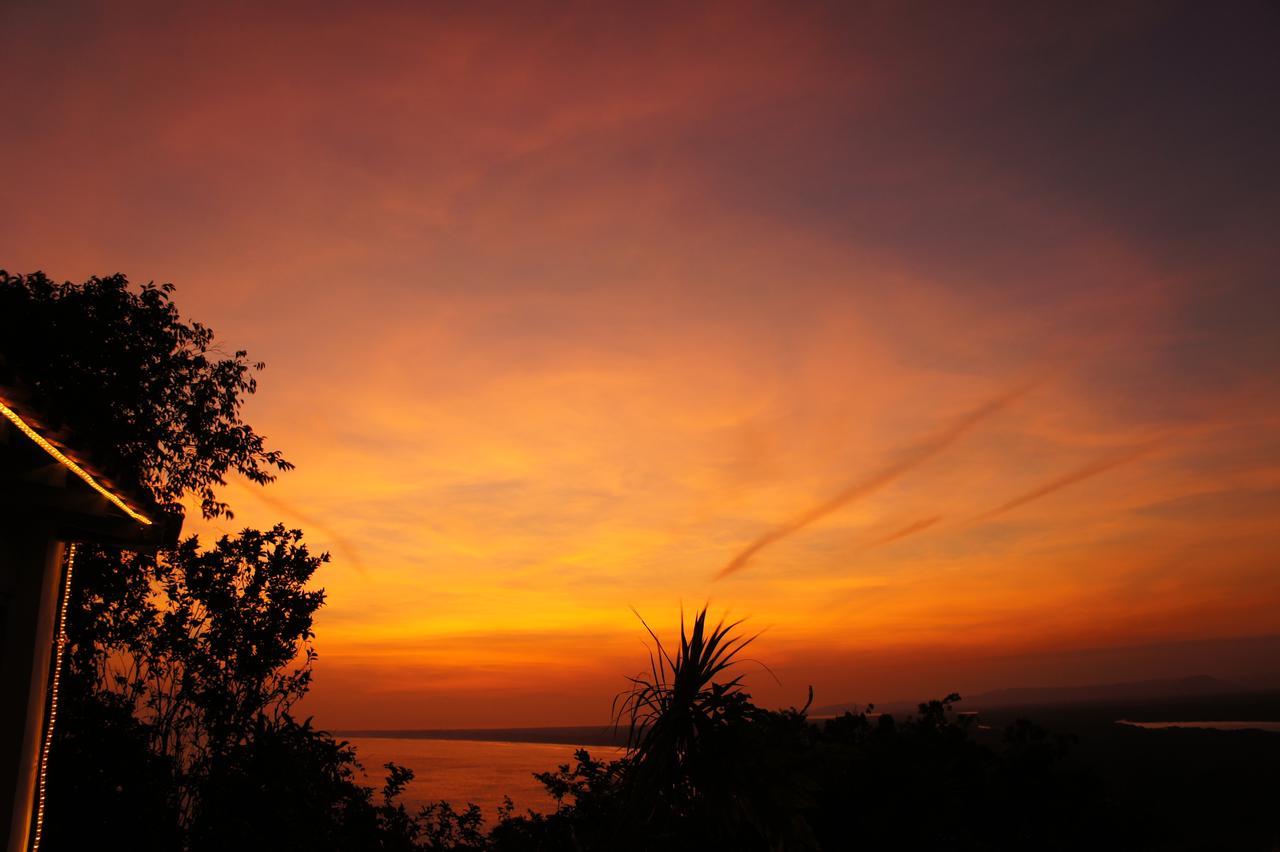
[1117,720,1280,732]
[345,737,623,819]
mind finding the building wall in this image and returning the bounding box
[0,520,64,852]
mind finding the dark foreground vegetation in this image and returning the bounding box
[5,271,1278,851]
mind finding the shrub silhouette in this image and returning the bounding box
[614,608,757,809]
[488,615,1115,852]
[605,607,815,850]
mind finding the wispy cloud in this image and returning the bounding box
[862,515,942,550]
[715,385,1031,580]
[228,479,369,576]
[9,2,1280,728]
[976,442,1157,522]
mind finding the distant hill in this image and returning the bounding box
[812,675,1245,717]
[965,675,1243,708]
[341,677,1260,742]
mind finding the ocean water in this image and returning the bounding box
[1116,719,1280,732]
[344,737,622,819]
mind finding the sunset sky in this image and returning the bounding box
[3,1,1279,728]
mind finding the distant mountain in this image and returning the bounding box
[810,698,949,718]
[342,678,1259,740]
[965,675,1243,708]
[812,675,1245,717]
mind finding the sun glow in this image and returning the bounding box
[3,2,1280,730]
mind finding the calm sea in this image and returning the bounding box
[344,737,623,819]
[1116,719,1280,732]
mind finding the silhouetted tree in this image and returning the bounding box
[0,270,290,518]
[61,527,326,826]
[0,271,414,850]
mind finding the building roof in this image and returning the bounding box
[0,361,181,548]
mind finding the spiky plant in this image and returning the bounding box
[613,606,763,815]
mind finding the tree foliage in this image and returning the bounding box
[62,526,325,820]
[0,270,291,518]
[0,271,408,850]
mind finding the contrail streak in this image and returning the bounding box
[976,442,1156,521]
[714,385,1030,580]
[862,515,942,550]
[229,479,369,576]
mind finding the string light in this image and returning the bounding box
[29,543,76,852]
[0,399,151,525]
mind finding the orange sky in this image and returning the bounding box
[3,1,1279,727]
